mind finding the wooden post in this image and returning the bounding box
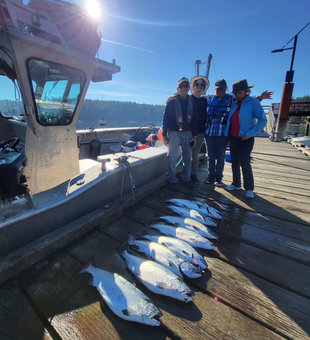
[276,83,294,139]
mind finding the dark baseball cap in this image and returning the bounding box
[214,79,227,89]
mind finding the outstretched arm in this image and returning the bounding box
[258,90,274,101]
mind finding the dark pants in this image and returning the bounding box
[229,137,255,190]
[206,136,228,182]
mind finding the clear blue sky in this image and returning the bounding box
[3,0,310,106]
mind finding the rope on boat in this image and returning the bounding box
[116,155,135,204]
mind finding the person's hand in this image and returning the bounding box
[259,90,274,101]
[163,136,169,146]
[241,135,250,141]
[166,95,176,103]
[190,136,197,148]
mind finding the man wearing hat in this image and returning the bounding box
[225,79,267,198]
[162,77,198,191]
[203,80,272,187]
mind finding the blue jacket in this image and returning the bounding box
[225,96,267,138]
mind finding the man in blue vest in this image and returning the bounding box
[162,77,198,191]
[204,79,272,187]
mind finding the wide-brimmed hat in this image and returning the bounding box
[190,75,210,93]
[214,79,227,89]
[177,76,189,87]
[232,79,254,93]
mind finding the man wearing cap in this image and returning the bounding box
[162,77,198,191]
[204,80,272,187]
[225,79,267,198]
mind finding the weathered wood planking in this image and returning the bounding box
[139,199,310,266]
[221,172,310,197]
[19,251,172,340]
[0,283,53,340]
[96,214,310,340]
[154,190,310,242]
[67,229,284,340]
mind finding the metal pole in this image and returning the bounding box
[195,60,201,76]
[289,36,297,72]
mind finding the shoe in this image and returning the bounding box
[226,184,242,191]
[181,180,195,189]
[245,190,254,198]
[169,182,178,192]
[191,175,200,183]
[204,178,214,184]
[214,181,226,187]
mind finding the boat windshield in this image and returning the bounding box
[27,59,86,126]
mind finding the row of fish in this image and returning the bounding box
[79,198,222,326]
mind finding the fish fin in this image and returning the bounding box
[122,309,138,316]
[182,249,191,256]
[156,282,170,290]
[168,260,178,269]
[78,256,95,275]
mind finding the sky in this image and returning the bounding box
[2,0,310,106]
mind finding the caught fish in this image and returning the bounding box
[166,198,222,220]
[167,206,217,227]
[138,234,208,270]
[129,237,202,278]
[156,216,218,240]
[121,251,195,302]
[147,224,215,250]
[79,262,162,326]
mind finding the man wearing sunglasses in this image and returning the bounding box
[162,77,198,191]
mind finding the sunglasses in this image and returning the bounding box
[178,84,189,89]
[194,83,206,87]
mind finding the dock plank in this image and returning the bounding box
[0,283,52,340]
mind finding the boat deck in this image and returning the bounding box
[1,138,310,340]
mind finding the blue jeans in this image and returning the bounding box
[229,137,255,190]
[206,136,228,182]
[167,130,192,183]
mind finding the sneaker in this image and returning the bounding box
[169,182,178,192]
[191,175,200,183]
[204,178,214,184]
[226,184,242,191]
[214,181,226,187]
[181,180,195,189]
[245,190,254,198]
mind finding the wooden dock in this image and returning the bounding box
[0,138,309,340]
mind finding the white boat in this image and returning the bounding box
[0,0,168,262]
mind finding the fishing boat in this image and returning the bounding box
[0,0,168,259]
[98,117,107,127]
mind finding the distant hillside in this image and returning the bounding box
[79,99,165,127]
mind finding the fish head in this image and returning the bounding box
[142,301,163,326]
[189,209,204,220]
[181,288,195,303]
[179,262,202,279]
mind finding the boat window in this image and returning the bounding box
[0,76,25,121]
[27,59,86,126]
